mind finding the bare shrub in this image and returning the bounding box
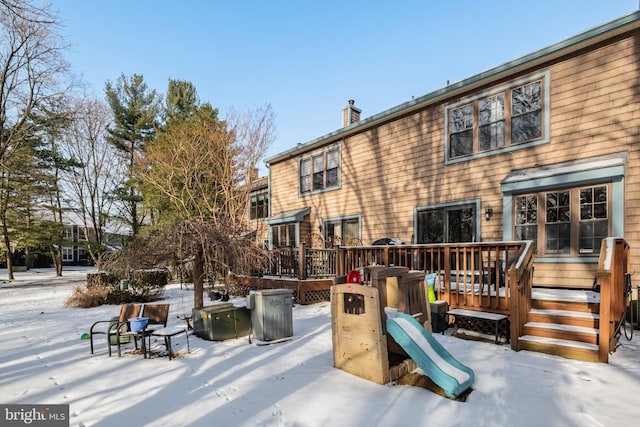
[64,284,110,308]
[86,271,119,288]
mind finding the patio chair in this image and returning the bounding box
[89,303,142,355]
[112,303,170,357]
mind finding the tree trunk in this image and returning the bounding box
[193,248,205,309]
[3,233,13,280]
[54,249,62,276]
[25,247,33,269]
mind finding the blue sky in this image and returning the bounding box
[51,1,638,170]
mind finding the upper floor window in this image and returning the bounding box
[63,226,74,241]
[511,81,542,144]
[250,191,269,220]
[479,93,505,150]
[299,146,341,195]
[446,73,547,162]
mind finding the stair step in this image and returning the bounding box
[519,335,599,350]
[532,288,600,304]
[528,308,599,320]
[518,335,600,362]
[523,321,598,344]
[524,322,598,335]
[528,308,600,328]
[531,298,599,314]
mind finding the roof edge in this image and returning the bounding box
[265,10,640,165]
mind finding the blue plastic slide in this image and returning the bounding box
[386,311,475,399]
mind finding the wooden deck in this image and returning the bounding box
[233,238,629,362]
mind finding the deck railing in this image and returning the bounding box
[595,237,630,363]
[265,244,337,279]
[507,241,536,349]
[265,241,535,316]
[337,242,530,315]
[266,248,300,277]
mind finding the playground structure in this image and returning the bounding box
[331,266,475,399]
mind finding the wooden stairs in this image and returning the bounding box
[518,288,602,362]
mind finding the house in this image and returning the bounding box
[264,11,640,290]
[57,211,131,266]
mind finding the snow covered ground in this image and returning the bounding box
[1,268,640,427]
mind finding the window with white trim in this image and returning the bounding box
[62,247,73,262]
[63,226,74,241]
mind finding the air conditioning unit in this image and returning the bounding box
[247,289,294,341]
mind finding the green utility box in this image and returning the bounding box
[192,303,251,341]
[246,289,294,341]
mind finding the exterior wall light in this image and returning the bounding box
[485,208,493,221]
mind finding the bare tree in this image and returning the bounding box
[0,0,54,23]
[61,96,127,269]
[107,103,276,308]
[225,103,276,218]
[0,1,69,277]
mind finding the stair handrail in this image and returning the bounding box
[596,237,630,363]
[508,240,536,350]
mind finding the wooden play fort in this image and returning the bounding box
[331,267,475,399]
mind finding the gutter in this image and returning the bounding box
[265,10,640,165]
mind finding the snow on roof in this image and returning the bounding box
[502,154,626,184]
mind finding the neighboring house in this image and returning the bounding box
[265,11,640,289]
[61,224,130,266]
[61,223,91,265]
[5,211,129,268]
[60,212,130,266]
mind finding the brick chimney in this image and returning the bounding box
[342,99,361,127]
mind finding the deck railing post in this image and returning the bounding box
[597,237,630,362]
[443,246,451,306]
[597,270,611,363]
[384,246,390,267]
[508,267,518,349]
[298,243,306,280]
[337,244,344,276]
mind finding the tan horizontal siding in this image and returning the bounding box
[533,262,598,289]
[268,28,640,287]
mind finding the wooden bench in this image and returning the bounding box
[446,308,509,344]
